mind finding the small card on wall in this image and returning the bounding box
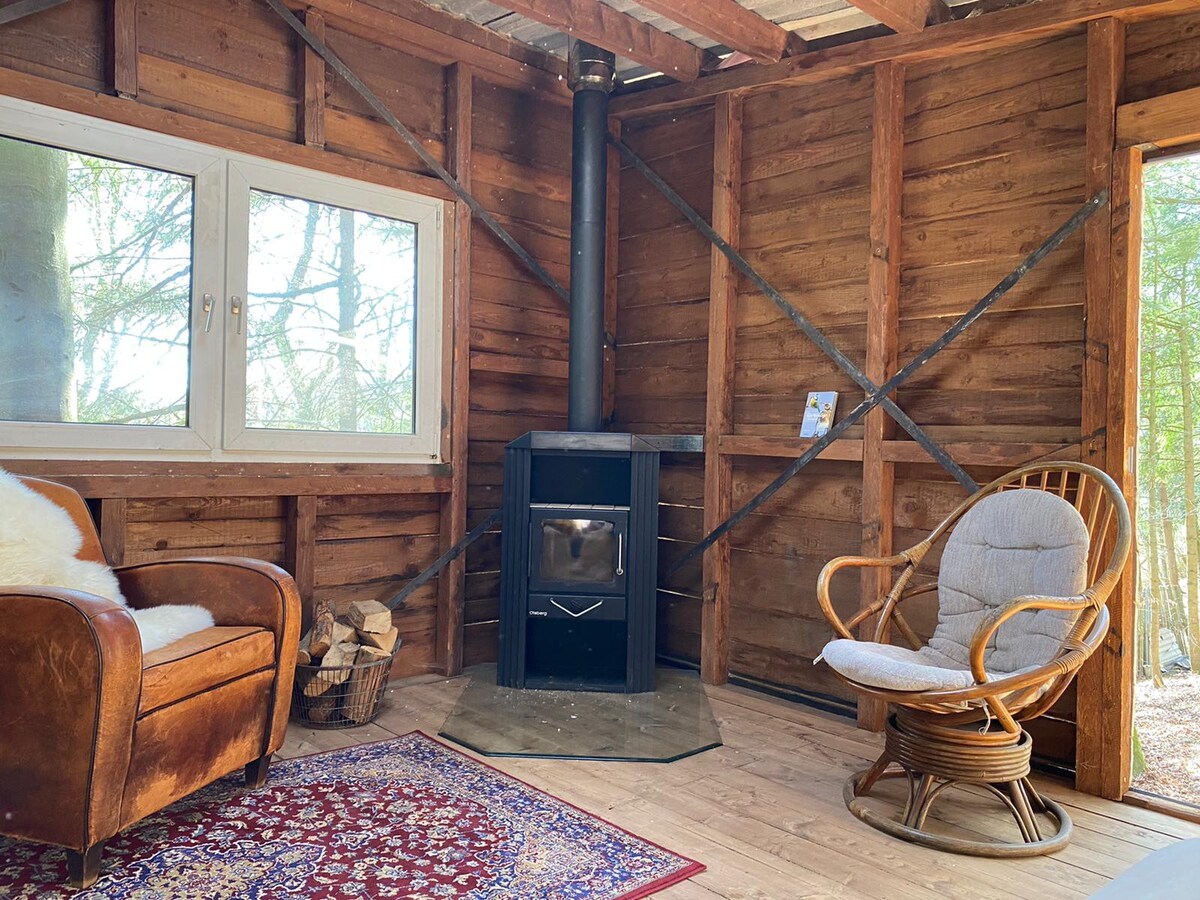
[799,391,838,438]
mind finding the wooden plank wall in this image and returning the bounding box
[461,81,572,666]
[0,0,571,677]
[728,71,875,703]
[613,9,1200,764]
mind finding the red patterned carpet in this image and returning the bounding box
[0,732,703,899]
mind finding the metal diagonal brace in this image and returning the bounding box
[665,189,1109,578]
[385,508,502,610]
[610,133,976,491]
[0,0,72,26]
[262,0,573,312]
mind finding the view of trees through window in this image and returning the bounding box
[0,136,420,439]
[0,136,193,427]
[1134,150,1200,807]
[245,190,417,435]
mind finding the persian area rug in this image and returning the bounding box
[0,732,703,899]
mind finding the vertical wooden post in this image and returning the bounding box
[603,116,621,428]
[107,0,138,99]
[700,92,742,685]
[284,495,317,632]
[297,9,326,148]
[98,498,127,567]
[1077,17,1127,799]
[858,61,905,731]
[438,62,473,676]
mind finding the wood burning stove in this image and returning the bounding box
[497,43,661,693]
[498,432,659,693]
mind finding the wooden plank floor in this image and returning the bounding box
[278,673,1200,899]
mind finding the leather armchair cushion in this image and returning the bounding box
[140,626,275,715]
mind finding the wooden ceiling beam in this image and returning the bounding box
[287,0,571,100]
[488,0,711,81]
[634,0,806,62]
[845,0,949,34]
[611,0,1198,117]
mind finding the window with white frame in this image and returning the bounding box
[0,98,444,462]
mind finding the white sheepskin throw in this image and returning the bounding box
[0,470,213,653]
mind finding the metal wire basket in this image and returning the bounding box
[291,644,399,729]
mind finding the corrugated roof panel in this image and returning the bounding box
[418,0,970,80]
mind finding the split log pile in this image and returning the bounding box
[297,599,400,724]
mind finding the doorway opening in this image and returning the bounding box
[1133,148,1200,808]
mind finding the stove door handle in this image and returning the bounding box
[615,532,625,577]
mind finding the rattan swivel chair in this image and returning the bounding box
[816,462,1130,857]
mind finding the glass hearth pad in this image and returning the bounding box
[439,664,722,762]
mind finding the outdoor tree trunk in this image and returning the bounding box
[337,208,358,432]
[0,140,72,421]
[1159,481,1187,642]
[1144,349,1166,687]
[1179,328,1200,664]
[1145,477,1167,687]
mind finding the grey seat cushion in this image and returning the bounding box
[822,488,1090,693]
[821,639,1034,692]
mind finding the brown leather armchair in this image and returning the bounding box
[0,477,301,888]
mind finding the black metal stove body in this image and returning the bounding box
[498,432,659,693]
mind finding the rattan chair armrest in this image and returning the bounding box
[967,592,1093,684]
[817,549,923,640]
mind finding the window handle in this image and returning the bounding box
[230,296,243,335]
[615,532,625,577]
[202,293,214,333]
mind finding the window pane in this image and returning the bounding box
[244,190,417,435]
[0,136,194,426]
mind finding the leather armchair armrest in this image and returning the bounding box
[0,589,141,852]
[114,557,302,754]
[115,557,300,639]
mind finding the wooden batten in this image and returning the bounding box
[846,0,946,34]
[1117,85,1200,149]
[107,0,138,99]
[1076,16,1126,800]
[858,60,904,732]
[99,498,128,567]
[438,63,473,677]
[701,93,743,686]
[285,495,318,629]
[297,8,326,147]
[634,0,806,62]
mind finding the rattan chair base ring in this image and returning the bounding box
[843,714,1073,858]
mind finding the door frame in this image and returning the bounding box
[1078,65,1199,799]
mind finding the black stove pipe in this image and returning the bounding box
[566,41,615,433]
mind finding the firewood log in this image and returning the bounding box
[302,640,358,696]
[306,695,341,724]
[331,620,356,646]
[356,625,398,652]
[344,645,391,723]
[347,599,392,634]
[308,601,335,658]
[297,628,313,665]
